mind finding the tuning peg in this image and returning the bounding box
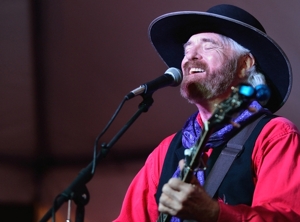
[238,84,256,98]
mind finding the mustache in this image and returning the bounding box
[183,61,208,71]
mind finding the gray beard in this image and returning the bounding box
[180,58,238,104]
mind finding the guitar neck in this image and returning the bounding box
[181,125,212,182]
[157,124,213,222]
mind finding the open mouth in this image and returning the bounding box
[189,67,205,74]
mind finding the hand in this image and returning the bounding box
[158,161,219,222]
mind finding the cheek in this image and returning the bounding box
[181,57,190,74]
[181,57,187,68]
[206,54,225,69]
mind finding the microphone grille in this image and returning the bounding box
[165,67,182,86]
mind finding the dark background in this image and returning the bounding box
[1,0,299,221]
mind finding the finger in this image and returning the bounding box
[159,192,172,208]
[179,159,185,170]
[158,202,177,216]
[167,178,183,191]
[159,191,180,215]
[161,180,182,203]
[168,175,200,191]
[167,179,197,199]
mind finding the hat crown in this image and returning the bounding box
[207,4,266,33]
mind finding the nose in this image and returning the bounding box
[182,47,202,70]
[185,47,202,61]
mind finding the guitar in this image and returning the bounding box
[157,84,256,222]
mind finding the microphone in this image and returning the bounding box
[125,67,182,100]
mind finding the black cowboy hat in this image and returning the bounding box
[149,4,292,113]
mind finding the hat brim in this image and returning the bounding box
[149,11,292,113]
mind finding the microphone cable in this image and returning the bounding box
[92,95,128,174]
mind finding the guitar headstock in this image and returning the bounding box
[208,84,256,128]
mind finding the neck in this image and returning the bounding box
[195,89,233,123]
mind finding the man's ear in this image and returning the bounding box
[238,53,255,79]
[245,53,255,69]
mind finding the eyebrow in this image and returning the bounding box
[183,37,221,49]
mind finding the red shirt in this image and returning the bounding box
[113,116,300,221]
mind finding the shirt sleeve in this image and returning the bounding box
[217,116,300,221]
[113,134,175,222]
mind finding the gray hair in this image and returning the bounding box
[220,35,250,57]
[219,34,267,87]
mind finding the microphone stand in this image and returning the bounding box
[39,94,154,222]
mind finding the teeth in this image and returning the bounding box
[190,68,205,74]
